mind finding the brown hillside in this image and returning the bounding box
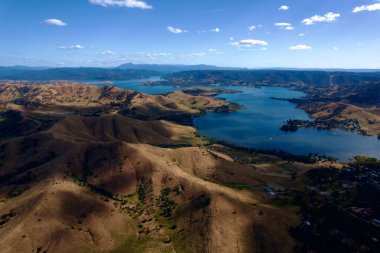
[0,82,298,253]
[0,114,297,253]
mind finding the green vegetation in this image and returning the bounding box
[280,119,361,133]
[137,185,146,203]
[225,182,252,190]
[158,188,176,218]
[352,156,380,169]
[0,209,17,225]
[111,234,173,253]
[110,234,137,253]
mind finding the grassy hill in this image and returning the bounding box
[0,81,301,253]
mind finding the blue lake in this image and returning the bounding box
[88,77,180,94]
[91,79,380,161]
[194,86,380,161]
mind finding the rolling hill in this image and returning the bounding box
[0,81,299,253]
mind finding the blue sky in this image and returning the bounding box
[0,0,380,68]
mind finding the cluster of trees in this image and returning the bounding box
[352,156,380,170]
[158,188,176,218]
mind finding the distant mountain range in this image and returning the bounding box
[0,64,243,80]
[0,67,161,81]
[117,63,245,72]
[165,69,380,86]
[0,64,380,81]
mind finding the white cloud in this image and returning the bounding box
[116,52,171,63]
[208,48,224,55]
[100,50,115,55]
[289,44,312,50]
[89,0,152,9]
[191,52,206,57]
[260,47,268,51]
[333,47,338,50]
[275,22,292,27]
[231,39,268,47]
[353,3,380,13]
[302,12,340,25]
[167,26,187,34]
[299,33,305,37]
[248,25,256,31]
[155,52,171,57]
[210,28,220,32]
[183,52,207,58]
[274,23,294,30]
[58,45,85,50]
[43,19,67,26]
[279,5,289,11]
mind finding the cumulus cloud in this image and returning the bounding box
[274,22,294,30]
[275,22,292,27]
[100,50,115,55]
[284,26,295,30]
[58,45,85,50]
[289,44,312,50]
[210,28,220,32]
[353,3,380,13]
[302,12,340,25]
[248,25,256,31]
[43,19,67,26]
[89,0,152,9]
[231,39,268,47]
[279,5,289,11]
[167,26,187,34]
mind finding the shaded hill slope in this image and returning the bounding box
[0,113,297,253]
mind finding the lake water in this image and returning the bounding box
[88,77,180,94]
[91,79,380,161]
[193,86,380,161]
